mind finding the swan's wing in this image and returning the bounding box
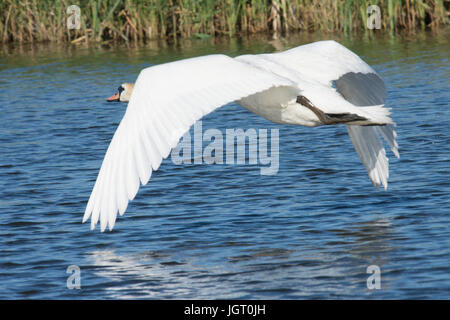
[235,40,387,115]
[262,40,385,90]
[83,54,295,231]
[257,40,399,189]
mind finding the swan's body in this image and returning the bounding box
[84,40,399,232]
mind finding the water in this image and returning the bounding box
[0,31,449,299]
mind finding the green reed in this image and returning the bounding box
[0,0,448,43]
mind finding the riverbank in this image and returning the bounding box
[1,0,449,44]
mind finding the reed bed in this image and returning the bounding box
[1,0,449,44]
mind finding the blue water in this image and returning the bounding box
[0,32,449,299]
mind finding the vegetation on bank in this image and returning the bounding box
[1,0,449,43]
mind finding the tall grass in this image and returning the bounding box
[1,0,448,43]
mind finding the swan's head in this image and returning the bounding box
[106,83,134,102]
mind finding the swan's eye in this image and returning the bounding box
[118,86,124,93]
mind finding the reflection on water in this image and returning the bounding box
[87,250,190,299]
[85,216,396,299]
[334,218,394,260]
[2,29,449,66]
[0,29,449,299]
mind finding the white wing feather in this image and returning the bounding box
[83,54,295,231]
[261,40,375,84]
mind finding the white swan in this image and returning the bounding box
[84,40,399,232]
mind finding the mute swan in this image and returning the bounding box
[84,40,399,232]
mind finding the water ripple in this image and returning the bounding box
[0,32,449,299]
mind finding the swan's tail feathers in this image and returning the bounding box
[346,124,399,190]
[358,105,394,125]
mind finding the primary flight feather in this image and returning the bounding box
[84,40,399,232]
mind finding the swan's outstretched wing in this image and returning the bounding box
[258,40,399,189]
[262,40,383,86]
[83,54,295,231]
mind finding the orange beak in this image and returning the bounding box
[106,92,120,102]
